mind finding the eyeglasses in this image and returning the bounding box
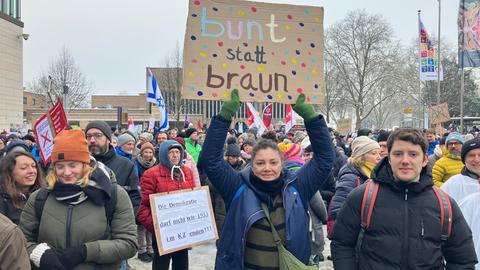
[86,133,105,140]
[447,142,461,146]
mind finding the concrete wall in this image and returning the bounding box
[0,15,23,130]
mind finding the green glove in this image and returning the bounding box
[219,89,241,121]
[293,94,319,123]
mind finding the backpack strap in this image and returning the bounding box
[432,186,452,241]
[105,183,117,227]
[355,180,379,263]
[34,187,50,221]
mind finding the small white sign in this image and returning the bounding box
[34,115,54,164]
[150,186,218,255]
[148,118,155,130]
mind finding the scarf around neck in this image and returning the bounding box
[137,156,157,169]
[361,161,377,178]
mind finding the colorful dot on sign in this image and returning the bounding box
[287,15,293,20]
[212,92,218,97]
[257,66,265,72]
[310,43,316,48]
[249,93,255,97]
[194,0,200,5]
[239,10,245,16]
[197,91,203,96]
[213,7,218,12]
[192,59,197,63]
[311,28,316,32]
[243,42,248,47]
[191,35,197,40]
[285,25,291,31]
[299,22,305,27]
[267,95,273,100]
[314,84,319,89]
[312,95,318,100]
[314,17,320,22]
[281,61,286,65]
[312,58,317,64]
[288,95,293,100]
[296,50,300,55]
[192,13,197,17]
[251,7,257,12]
[240,64,246,69]
[301,63,306,68]
[297,38,302,42]
[308,52,312,55]
[304,9,310,15]
[189,85,195,91]
[277,94,284,100]
[229,7,234,12]
[312,69,318,75]
[223,92,230,97]
[199,52,207,58]
[307,97,311,102]
[271,52,275,56]
[218,41,224,47]
[297,88,303,93]
[188,71,196,77]
[292,70,297,75]
[223,63,228,69]
[291,58,297,64]
[284,50,289,55]
[212,53,218,57]
[306,76,310,81]
[202,45,209,49]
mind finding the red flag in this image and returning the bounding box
[197,119,203,130]
[285,104,293,132]
[246,104,255,127]
[262,103,273,128]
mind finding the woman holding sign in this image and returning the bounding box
[138,140,197,270]
[19,129,138,270]
[199,89,334,270]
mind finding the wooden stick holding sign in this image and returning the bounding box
[149,186,218,255]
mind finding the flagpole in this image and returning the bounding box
[418,10,426,129]
[437,0,442,106]
[460,0,465,133]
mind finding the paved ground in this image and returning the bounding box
[130,228,334,270]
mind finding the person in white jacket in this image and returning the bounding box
[441,138,480,204]
[460,192,480,270]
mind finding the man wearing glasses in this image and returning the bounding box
[85,121,141,214]
[432,132,465,187]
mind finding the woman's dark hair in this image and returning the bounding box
[0,151,45,208]
[251,139,284,162]
[387,128,428,154]
[261,130,279,143]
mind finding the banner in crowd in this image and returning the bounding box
[285,104,303,133]
[336,118,352,134]
[147,68,169,131]
[150,187,218,255]
[246,102,267,137]
[33,99,68,165]
[429,102,451,125]
[458,0,480,67]
[182,0,325,103]
[262,103,273,128]
[419,14,443,81]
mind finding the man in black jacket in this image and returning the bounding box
[85,121,141,214]
[331,128,477,269]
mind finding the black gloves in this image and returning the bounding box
[57,245,87,269]
[39,249,66,270]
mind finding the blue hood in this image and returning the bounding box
[159,140,184,170]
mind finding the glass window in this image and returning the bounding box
[5,0,10,16]
[33,98,36,105]
[23,97,27,104]
[0,0,3,12]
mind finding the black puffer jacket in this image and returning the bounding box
[330,158,477,270]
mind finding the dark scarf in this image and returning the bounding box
[137,155,156,169]
[93,146,116,164]
[461,166,480,180]
[52,167,112,206]
[250,171,283,198]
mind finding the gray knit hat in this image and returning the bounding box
[117,133,135,147]
[85,120,112,141]
[139,132,154,143]
[351,136,380,157]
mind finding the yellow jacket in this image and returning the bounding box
[432,149,463,187]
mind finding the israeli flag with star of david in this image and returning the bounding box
[147,68,169,131]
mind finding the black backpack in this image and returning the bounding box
[34,184,117,228]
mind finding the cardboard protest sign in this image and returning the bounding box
[429,103,450,125]
[182,0,325,104]
[150,186,218,255]
[336,118,352,134]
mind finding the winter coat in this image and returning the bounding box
[427,144,443,168]
[322,148,348,207]
[459,193,480,270]
[185,138,202,164]
[432,150,464,187]
[19,167,138,270]
[198,115,334,270]
[428,140,439,156]
[94,146,141,215]
[330,158,477,270]
[137,141,196,235]
[0,213,30,270]
[441,167,480,204]
[0,188,26,225]
[328,163,369,220]
[185,152,201,187]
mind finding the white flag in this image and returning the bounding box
[147,68,169,131]
[285,104,303,133]
[246,102,266,138]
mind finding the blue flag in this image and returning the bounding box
[147,68,169,131]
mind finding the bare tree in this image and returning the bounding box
[326,10,403,129]
[29,47,93,111]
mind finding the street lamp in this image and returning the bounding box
[63,85,69,119]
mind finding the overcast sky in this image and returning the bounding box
[22,0,459,95]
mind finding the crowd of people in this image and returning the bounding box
[1,92,480,269]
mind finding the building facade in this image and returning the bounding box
[0,0,23,130]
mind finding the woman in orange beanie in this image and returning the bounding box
[19,129,137,270]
